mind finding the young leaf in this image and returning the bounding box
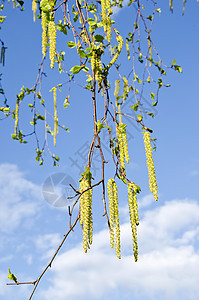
[67,41,76,48]
[57,24,68,35]
[94,34,104,43]
[137,114,143,122]
[70,65,82,74]
[7,268,18,284]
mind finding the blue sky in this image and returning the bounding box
[0,1,199,300]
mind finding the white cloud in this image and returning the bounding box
[34,233,62,260]
[38,198,199,300]
[0,163,42,233]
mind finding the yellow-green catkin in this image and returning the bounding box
[107,178,115,248]
[106,16,111,43]
[112,180,120,259]
[126,39,130,60]
[128,182,139,261]
[32,0,37,22]
[79,180,85,226]
[122,124,129,164]
[117,114,129,168]
[79,178,93,253]
[14,99,19,136]
[114,80,120,105]
[48,18,56,69]
[143,130,158,201]
[91,50,102,88]
[117,123,125,170]
[41,11,48,57]
[95,55,102,85]
[53,87,58,146]
[101,0,107,32]
[12,0,16,8]
[108,35,123,68]
[107,179,121,259]
[102,0,112,43]
[147,37,152,67]
[106,0,112,43]
[106,0,112,15]
[91,50,97,74]
[123,76,130,102]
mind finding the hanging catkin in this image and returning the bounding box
[41,11,48,57]
[14,99,19,136]
[107,179,121,259]
[128,182,139,261]
[79,178,93,253]
[143,130,158,201]
[32,0,37,22]
[48,18,57,69]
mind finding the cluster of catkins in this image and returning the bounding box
[106,179,140,261]
[101,0,112,43]
[32,1,56,69]
[41,11,56,69]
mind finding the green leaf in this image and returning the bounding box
[146,127,153,133]
[137,114,143,122]
[16,0,24,6]
[146,76,151,83]
[94,34,104,43]
[147,112,154,118]
[63,96,70,108]
[80,167,92,182]
[173,65,182,73]
[11,134,18,140]
[135,185,141,193]
[150,92,155,100]
[70,65,82,74]
[78,49,87,58]
[0,107,10,112]
[57,24,68,35]
[40,0,52,12]
[96,120,104,132]
[147,15,153,21]
[7,269,18,284]
[37,115,45,121]
[73,14,78,22]
[67,41,76,48]
[130,104,138,111]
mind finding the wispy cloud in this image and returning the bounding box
[34,233,62,260]
[38,198,199,300]
[0,163,42,234]
[1,165,198,300]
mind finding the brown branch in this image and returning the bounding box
[27,215,80,300]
